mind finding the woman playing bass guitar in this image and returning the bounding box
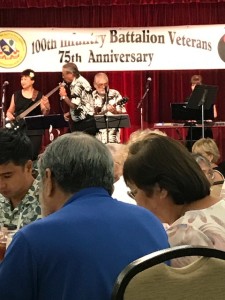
[6,69,50,160]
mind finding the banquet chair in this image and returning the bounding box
[111,245,225,300]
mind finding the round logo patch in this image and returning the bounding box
[0,30,27,68]
[218,34,225,63]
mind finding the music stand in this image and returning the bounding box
[24,114,69,130]
[186,84,218,138]
[94,114,131,130]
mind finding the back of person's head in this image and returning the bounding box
[190,74,202,85]
[123,134,210,205]
[192,138,220,163]
[106,143,128,163]
[0,128,33,166]
[63,63,80,77]
[21,69,35,80]
[106,143,128,182]
[127,128,167,147]
[39,132,114,195]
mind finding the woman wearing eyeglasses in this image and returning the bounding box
[123,134,225,267]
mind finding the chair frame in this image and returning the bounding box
[111,245,225,300]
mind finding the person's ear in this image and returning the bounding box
[159,188,168,200]
[44,168,54,197]
[25,160,33,173]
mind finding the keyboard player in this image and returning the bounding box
[185,75,217,151]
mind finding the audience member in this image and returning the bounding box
[127,128,167,147]
[125,129,168,214]
[106,143,136,205]
[0,132,169,299]
[59,62,96,135]
[191,153,215,185]
[123,134,225,266]
[192,137,225,180]
[109,129,167,205]
[192,153,222,198]
[93,72,127,143]
[0,128,41,229]
[6,69,50,160]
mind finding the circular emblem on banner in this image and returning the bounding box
[218,34,225,63]
[0,30,27,68]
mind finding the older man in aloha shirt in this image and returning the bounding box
[0,178,41,229]
[93,89,127,143]
[69,75,94,122]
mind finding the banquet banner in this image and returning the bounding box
[0,25,225,72]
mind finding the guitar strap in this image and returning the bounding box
[32,89,39,101]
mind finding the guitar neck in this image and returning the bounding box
[18,98,42,120]
[17,85,60,120]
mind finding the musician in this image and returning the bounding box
[6,69,50,160]
[59,62,96,135]
[186,74,217,151]
[93,72,127,143]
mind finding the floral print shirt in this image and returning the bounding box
[93,89,127,143]
[0,178,41,229]
[167,199,225,267]
[70,75,94,122]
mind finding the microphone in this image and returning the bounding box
[2,81,9,87]
[59,82,67,100]
[145,77,152,89]
[105,86,109,94]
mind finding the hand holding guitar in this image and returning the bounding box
[96,97,128,115]
[40,96,50,115]
[6,111,15,121]
[107,104,117,113]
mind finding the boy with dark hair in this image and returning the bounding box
[0,128,41,228]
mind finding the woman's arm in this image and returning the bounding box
[40,96,50,115]
[6,95,16,120]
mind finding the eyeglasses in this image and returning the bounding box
[202,169,215,181]
[95,83,108,88]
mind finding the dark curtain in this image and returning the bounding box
[1,1,225,143]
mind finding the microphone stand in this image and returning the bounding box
[105,87,109,143]
[198,86,208,139]
[0,84,7,128]
[137,82,150,130]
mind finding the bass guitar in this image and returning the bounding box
[6,83,65,129]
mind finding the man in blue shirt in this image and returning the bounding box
[0,132,169,300]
